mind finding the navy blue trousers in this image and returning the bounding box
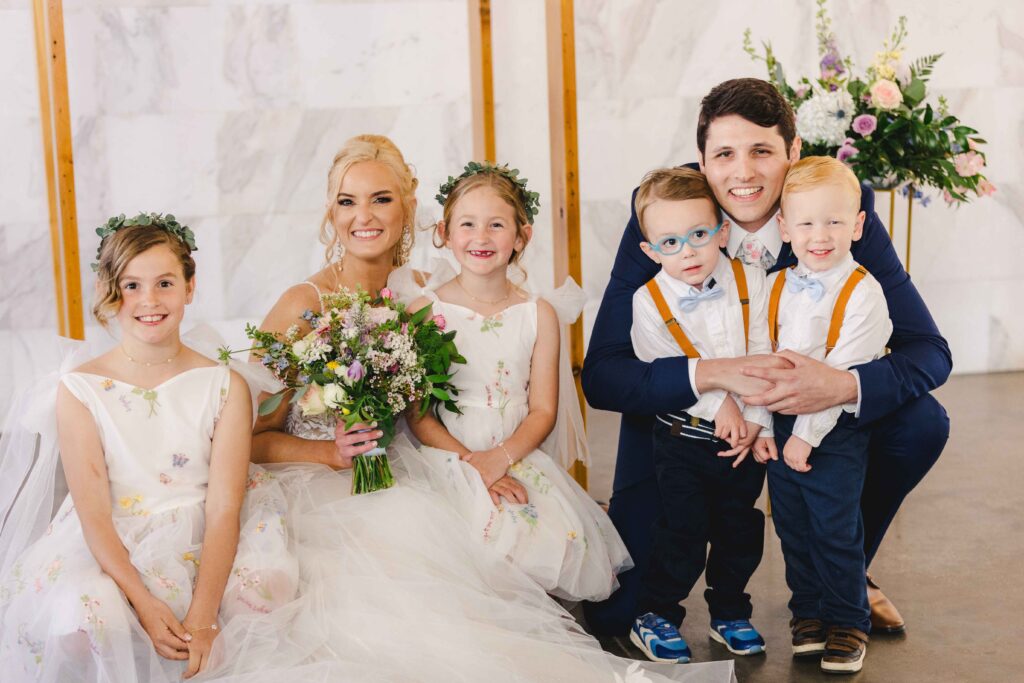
[637,420,765,625]
[584,393,948,636]
[768,414,870,632]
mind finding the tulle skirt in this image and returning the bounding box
[0,466,296,683]
[199,442,735,683]
[402,441,632,601]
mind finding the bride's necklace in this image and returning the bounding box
[456,275,510,306]
[120,344,182,367]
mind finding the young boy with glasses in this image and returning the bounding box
[628,167,776,663]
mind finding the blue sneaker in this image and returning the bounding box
[630,613,691,663]
[709,619,766,655]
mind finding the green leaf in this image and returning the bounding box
[409,303,432,325]
[425,374,450,383]
[258,391,286,416]
[430,387,451,401]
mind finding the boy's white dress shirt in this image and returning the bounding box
[769,252,893,447]
[631,253,772,432]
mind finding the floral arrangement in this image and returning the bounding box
[92,212,197,271]
[743,0,994,204]
[222,288,464,494]
[436,161,541,222]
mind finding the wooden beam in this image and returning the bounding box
[33,0,83,340]
[546,0,587,489]
[467,0,496,162]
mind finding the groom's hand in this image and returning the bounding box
[741,350,858,414]
[696,355,785,397]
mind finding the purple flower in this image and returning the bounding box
[836,143,858,163]
[852,114,877,136]
[347,360,365,382]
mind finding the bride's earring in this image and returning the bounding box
[398,225,412,264]
[333,238,345,264]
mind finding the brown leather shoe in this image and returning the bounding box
[866,573,906,633]
[790,617,826,657]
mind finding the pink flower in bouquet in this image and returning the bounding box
[869,79,903,110]
[836,143,859,163]
[795,84,809,99]
[852,114,877,136]
[976,178,997,197]
[379,287,393,300]
[346,360,365,382]
[954,151,985,177]
[432,313,447,331]
[298,383,327,417]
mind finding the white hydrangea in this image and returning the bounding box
[796,87,855,146]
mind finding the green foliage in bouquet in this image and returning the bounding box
[220,287,465,494]
[743,0,995,204]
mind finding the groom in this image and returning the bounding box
[582,78,951,636]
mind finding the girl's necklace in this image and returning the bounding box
[120,344,182,367]
[456,275,510,305]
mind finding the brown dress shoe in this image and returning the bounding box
[866,573,906,633]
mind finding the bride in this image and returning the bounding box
[208,134,736,682]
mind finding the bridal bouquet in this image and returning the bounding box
[226,288,464,494]
[743,0,994,204]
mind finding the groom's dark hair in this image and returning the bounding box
[696,78,796,155]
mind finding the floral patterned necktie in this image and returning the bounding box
[739,232,776,270]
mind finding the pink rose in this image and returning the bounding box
[836,143,858,163]
[953,151,985,177]
[379,287,393,300]
[432,313,447,331]
[852,114,877,136]
[868,79,903,110]
[298,383,327,417]
[976,178,997,197]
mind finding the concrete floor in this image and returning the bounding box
[581,371,1024,682]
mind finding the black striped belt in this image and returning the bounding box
[656,412,718,441]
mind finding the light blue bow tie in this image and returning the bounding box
[678,283,724,313]
[787,274,826,302]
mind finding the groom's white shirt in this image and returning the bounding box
[722,209,784,263]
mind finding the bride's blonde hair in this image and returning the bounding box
[320,135,419,266]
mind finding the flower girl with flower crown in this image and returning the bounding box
[0,215,296,682]
[404,163,632,602]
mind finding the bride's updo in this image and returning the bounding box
[320,134,419,266]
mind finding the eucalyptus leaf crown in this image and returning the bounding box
[92,212,197,272]
[435,161,541,223]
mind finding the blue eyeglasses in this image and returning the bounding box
[646,222,723,255]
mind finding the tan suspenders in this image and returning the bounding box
[767,265,869,355]
[644,258,751,359]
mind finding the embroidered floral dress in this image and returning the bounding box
[404,293,631,601]
[0,366,297,683]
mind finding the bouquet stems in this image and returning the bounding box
[351,446,395,495]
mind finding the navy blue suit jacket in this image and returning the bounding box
[582,173,952,492]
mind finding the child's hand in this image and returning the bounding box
[783,436,813,472]
[135,594,190,661]
[713,396,746,448]
[182,623,220,679]
[752,436,778,464]
[488,475,529,506]
[717,421,762,468]
[461,449,509,490]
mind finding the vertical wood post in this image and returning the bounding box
[546,0,587,488]
[33,0,83,339]
[468,0,496,162]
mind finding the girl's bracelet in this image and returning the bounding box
[186,623,219,634]
[497,441,515,467]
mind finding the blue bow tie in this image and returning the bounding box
[678,282,724,313]
[787,274,826,302]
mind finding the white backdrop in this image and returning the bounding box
[2,0,1021,417]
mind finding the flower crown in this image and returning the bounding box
[435,161,541,223]
[92,212,197,272]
